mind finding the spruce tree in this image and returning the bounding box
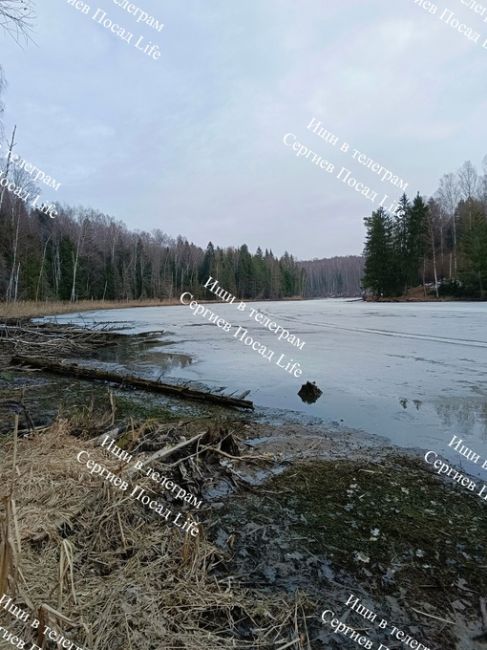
[237,244,253,298]
[362,207,396,297]
[393,193,411,293]
[200,241,215,288]
[460,210,487,298]
[406,193,428,289]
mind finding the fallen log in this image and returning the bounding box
[11,355,254,410]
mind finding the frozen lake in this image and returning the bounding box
[54,299,487,473]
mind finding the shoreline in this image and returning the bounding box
[3,291,487,321]
[1,319,485,647]
[1,395,484,649]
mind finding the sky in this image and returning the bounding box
[0,0,486,259]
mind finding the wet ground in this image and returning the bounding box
[2,314,487,648]
[207,437,487,649]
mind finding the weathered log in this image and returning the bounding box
[11,355,254,410]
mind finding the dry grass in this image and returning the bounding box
[0,299,182,320]
[0,297,305,321]
[0,418,307,650]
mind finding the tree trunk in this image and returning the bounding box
[452,215,457,279]
[0,125,16,214]
[70,249,79,302]
[6,207,20,302]
[12,355,254,410]
[70,220,86,302]
[13,262,20,301]
[422,258,427,297]
[430,219,439,298]
[36,236,51,302]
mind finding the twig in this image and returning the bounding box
[12,413,18,472]
[275,637,300,650]
[126,432,207,475]
[199,445,273,461]
[410,607,455,624]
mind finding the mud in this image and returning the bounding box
[2,323,485,649]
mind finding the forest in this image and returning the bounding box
[0,191,304,302]
[362,159,487,299]
[0,194,364,303]
[0,97,361,301]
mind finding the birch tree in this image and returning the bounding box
[5,166,34,301]
[70,216,87,302]
[0,124,16,213]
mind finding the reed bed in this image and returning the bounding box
[0,299,181,321]
[0,419,309,650]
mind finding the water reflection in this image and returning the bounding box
[399,398,422,411]
[434,398,487,438]
[94,337,192,377]
[139,352,193,380]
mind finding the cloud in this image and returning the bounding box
[0,0,485,258]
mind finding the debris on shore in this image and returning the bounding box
[1,318,486,649]
[0,414,305,650]
[1,321,253,411]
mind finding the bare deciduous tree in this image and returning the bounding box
[0,124,16,212]
[437,172,460,278]
[0,0,34,42]
[458,160,478,202]
[458,160,479,232]
[5,165,35,302]
[70,215,88,302]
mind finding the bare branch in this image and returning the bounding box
[0,65,5,138]
[0,0,35,44]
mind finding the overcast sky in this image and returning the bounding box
[1,0,486,258]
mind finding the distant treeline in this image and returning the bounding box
[0,188,364,302]
[0,193,311,302]
[0,60,358,305]
[362,159,487,299]
[298,256,364,297]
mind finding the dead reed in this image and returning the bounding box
[0,299,181,321]
[0,417,310,650]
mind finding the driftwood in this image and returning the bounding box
[11,355,254,410]
[125,431,207,477]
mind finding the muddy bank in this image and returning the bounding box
[1,397,485,648]
[0,417,299,650]
[210,451,487,648]
[1,320,486,648]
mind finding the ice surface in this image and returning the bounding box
[51,299,487,475]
